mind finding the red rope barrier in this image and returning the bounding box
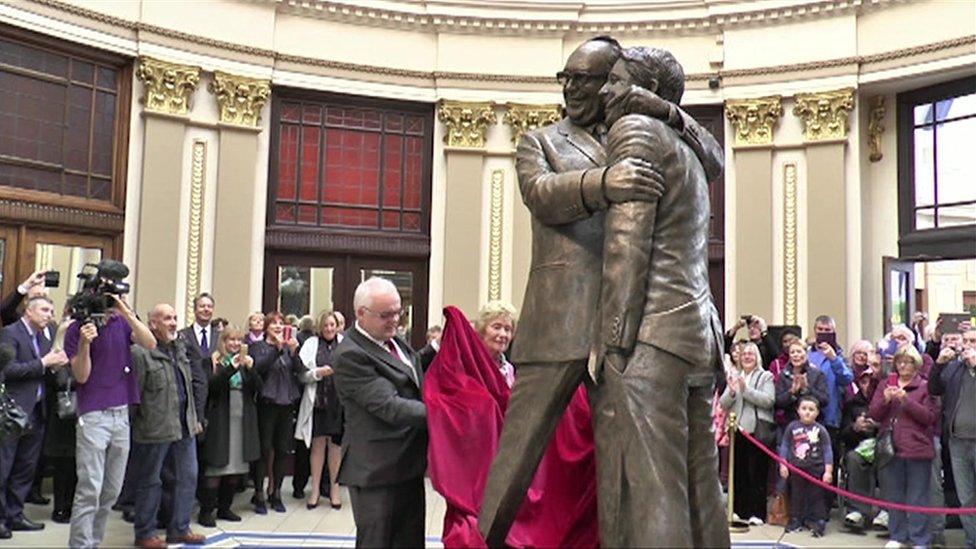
[737,428,976,516]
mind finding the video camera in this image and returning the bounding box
[67,260,131,325]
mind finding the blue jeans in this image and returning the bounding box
[130,435,198,540]
[949,438,976,548]
[882,456,932,546]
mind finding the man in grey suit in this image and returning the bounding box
[478,36,724,546]
[589,46,728,547]
[332,277,426,548]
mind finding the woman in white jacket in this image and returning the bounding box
[295,310,344,509]
[719,341,776,525]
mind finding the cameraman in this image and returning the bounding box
[63,292,154,549]
[724,314,778,367]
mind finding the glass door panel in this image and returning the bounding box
[35,242,102,313]
[277,265,336,318]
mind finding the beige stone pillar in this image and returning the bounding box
[133,58,200,316]
[208,72,270,327]
[794,88,855,343]
[725,96,783,322]
[437,101,496,319]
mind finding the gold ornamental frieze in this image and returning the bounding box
[501,103,562,145]
[793,87,856,142]
[437,101,497,149]
[136,57,201,116]
[867,95,885,162]
[725,96,782,147]
[487,170,504,301]
[208,71,272,128]
[782,162,799,325]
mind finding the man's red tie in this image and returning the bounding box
[385,340,398,357]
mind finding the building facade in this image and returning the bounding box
[1,0,973,349]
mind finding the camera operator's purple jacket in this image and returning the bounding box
[64,314,140,415]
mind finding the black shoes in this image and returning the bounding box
[51,509,71,524]
[26,490,50,506]
[216,509,241,522]
[292,489,305,500]
[0,524,10,539]
[270,497,286,513]
[9,516,45,531]
[253,499,267,515]
[198,511,216,528]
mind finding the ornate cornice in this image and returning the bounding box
[793,87,855,142]
[867,95,885,162]
[264,227,431,257]
[725,96,783,147]
[136,57,201,116]
[276,0,895,36]
[437,101,497,148]
[783,162,799,325]
[185,141,206,325]
[207,71,271,128]
[501,103,562,145]
[0,198,124,232]
[15,0,976,87]
[487,170,504,301]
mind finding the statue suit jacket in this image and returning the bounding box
[0,319,52,421]
[512,113,723,367]
[332,326,427,487]
[593,114,724,384]
[511,117,608,365]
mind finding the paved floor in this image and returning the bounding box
[2,478,966,547]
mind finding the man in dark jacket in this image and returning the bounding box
[0,271,47,327]
[0,296,66,537]
[129,304,204,548]
[333,277,426,548]
[929,328,976,547]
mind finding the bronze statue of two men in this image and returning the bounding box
[478,37,730,548]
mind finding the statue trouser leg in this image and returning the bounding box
[478,360,587,547]
[590,343,729,548]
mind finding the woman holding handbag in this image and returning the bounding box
[868,345,938,548]
[719,341,776,525]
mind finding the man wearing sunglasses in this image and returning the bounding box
[479,35,723,546]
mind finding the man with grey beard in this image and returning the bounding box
[129,304,204,548]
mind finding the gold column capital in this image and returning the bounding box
[501,103,562,145]
[208,71,272,128]
[136,57,201,116]
[437,100,497,148]
[793,87,856,142]
[867,95,885,162]
[725,96,783,146]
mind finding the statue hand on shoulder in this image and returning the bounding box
[607,84,674,124]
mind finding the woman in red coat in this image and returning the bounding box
[868,345,938,548]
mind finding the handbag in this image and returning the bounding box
[56,377,77,420]
[876,418,897,469]
[767,492,789,526]
[0,384,29,441]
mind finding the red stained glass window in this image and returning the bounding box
[0,35,123,202]
[273,95,431,233]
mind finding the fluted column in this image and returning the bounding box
[134,57,200,315]
[437,100,496,318]
[794,87,856,342]
[208,71,271,326]
[725,96,783,322]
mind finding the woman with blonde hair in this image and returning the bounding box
[245,311,264,344]
[296,310,344,509]
[719,341,775,525]
[198,325,262,527]
[473,301,517,387]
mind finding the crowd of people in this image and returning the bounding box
[717,313,976,548]
[0,265,972,548]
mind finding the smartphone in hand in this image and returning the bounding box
[283,325,293,341]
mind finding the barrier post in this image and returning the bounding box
[726,412,750,533]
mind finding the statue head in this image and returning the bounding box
[600,46,685,126]
[558,36,621,127]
